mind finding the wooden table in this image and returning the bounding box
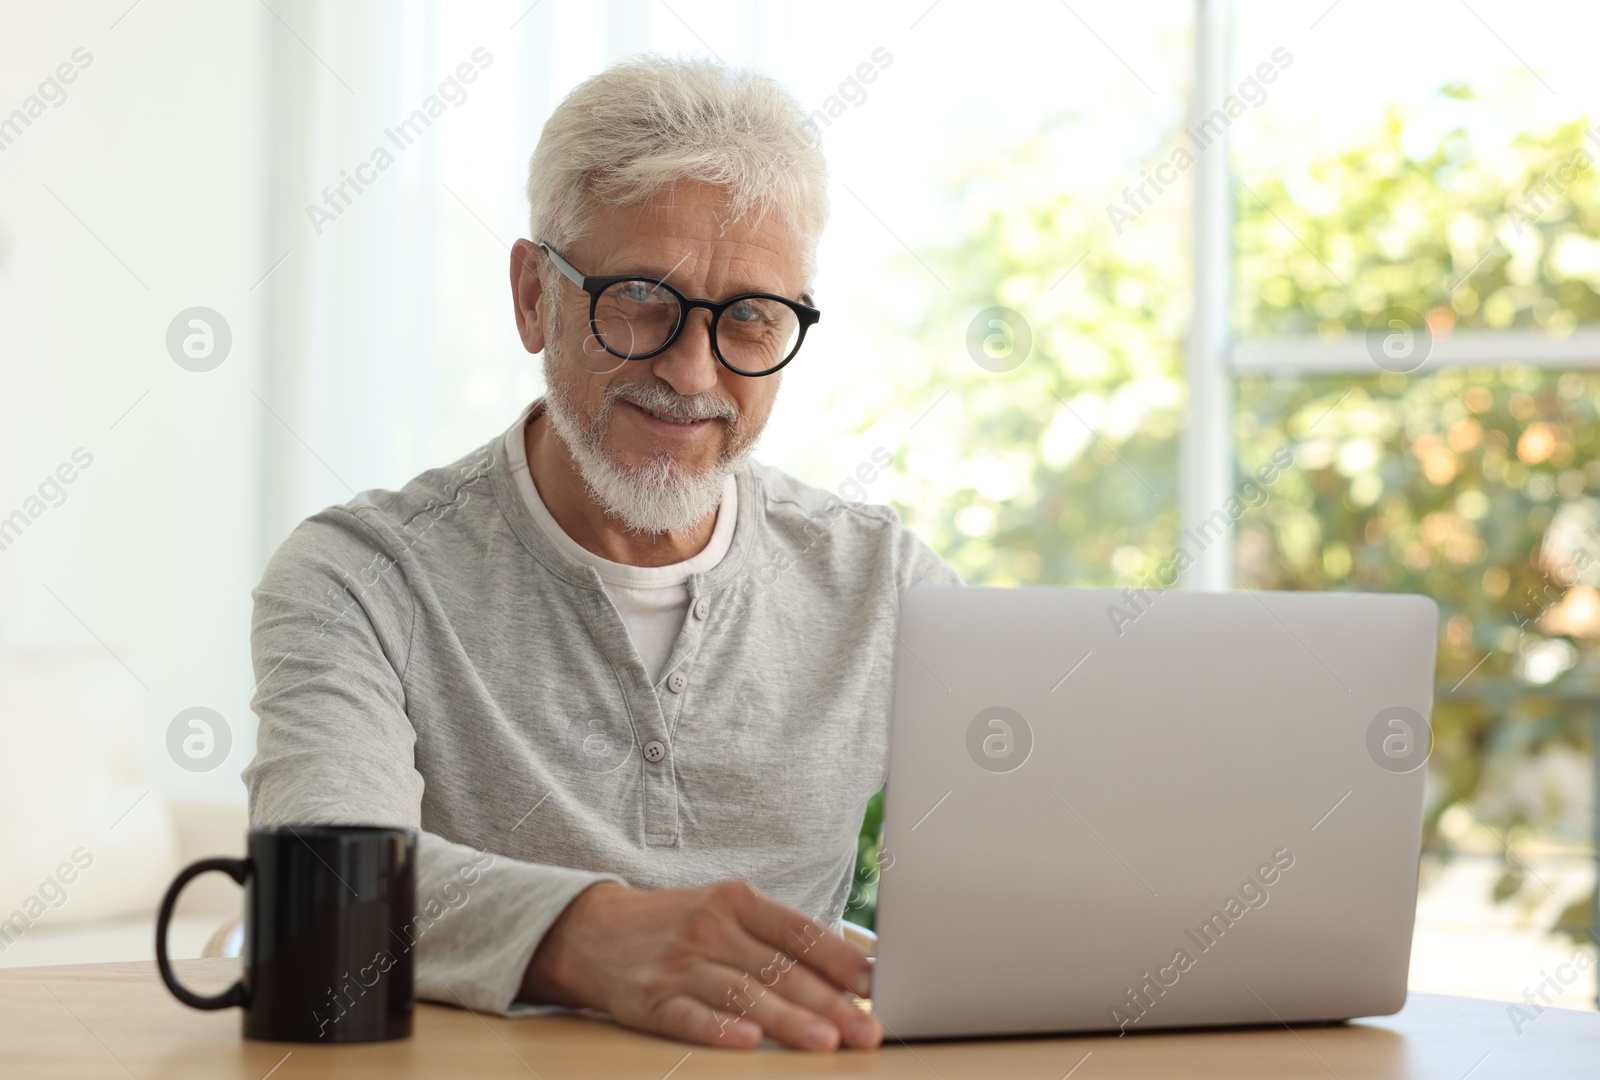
[3,960,1597,1078]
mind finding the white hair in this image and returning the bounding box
[525,54,829,287]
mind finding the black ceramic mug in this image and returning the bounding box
[155,824,418,1043]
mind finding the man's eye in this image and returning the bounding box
[621,283,658,302]
[728,302,764,323]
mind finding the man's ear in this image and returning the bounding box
[510,239,547,355]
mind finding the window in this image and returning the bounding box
[1225,0,1599,1007]
[261,0,1595,1006]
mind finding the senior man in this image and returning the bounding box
[244,55,957,1052]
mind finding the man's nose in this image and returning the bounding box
[648,308,721,397]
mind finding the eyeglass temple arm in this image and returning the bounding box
[536,242,587,289]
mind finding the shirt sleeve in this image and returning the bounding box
[892,513,963,593]
[241,506,623,1017]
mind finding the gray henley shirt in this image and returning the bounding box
[242,402,959,1016]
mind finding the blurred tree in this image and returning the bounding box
[845,89,1599,943]
[1234,96,1600,942]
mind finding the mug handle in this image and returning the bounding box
[156,857,250,1010]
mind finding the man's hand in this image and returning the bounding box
[519,880,881,1051]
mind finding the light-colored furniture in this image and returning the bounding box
[201,915,245,961]
[0,796,249,970]
[2,959,1596,1078]
[0,648,251,971]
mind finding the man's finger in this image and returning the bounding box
[715,927,882,1049]
[690,961,846,1051]
[734,893,872,999]
[642,993,764,1049]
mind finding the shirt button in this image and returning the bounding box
[667,671,687,694]
[692,598,710,620]
[643,740,666,763]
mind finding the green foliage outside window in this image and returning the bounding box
[847,88,1599,942]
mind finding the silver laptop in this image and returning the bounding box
[871,585,1438,1039]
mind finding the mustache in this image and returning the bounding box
[605,380,740,424]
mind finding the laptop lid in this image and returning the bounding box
[871,586,1438,1039]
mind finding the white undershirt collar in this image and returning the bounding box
[502,400,737,589]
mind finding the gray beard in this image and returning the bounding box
[541,332,756,535]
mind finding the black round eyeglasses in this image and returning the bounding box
[538,242,821,377]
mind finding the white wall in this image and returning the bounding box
[0,0,267,821]
[0,0,1182,835]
